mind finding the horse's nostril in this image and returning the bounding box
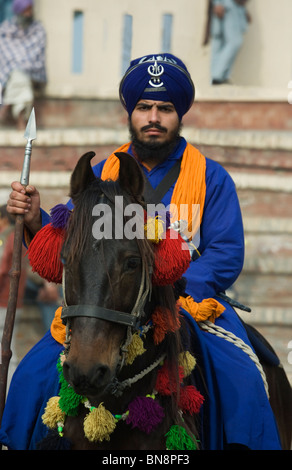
[62,361,111,393]
[92,364,111,387]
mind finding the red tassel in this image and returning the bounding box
[178,385,204,415]
[155,362,184,396]
[27,224,64,284]
[152,229,190,286]
[152,306,181,345]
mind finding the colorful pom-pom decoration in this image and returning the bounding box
[178,385,204,415]
[152,229,191,286]
[50,204,72,229]
[83,403,117,442]
[125,332,146,365]
[126,395,164,434]
[178,351,197,376]
[57,357,83,416]
[151,306,180,345]
[144,215,166,244]
[165,425,199,450]
[42,396,65,430]
[27,223,64,284]
[155,362,185,396]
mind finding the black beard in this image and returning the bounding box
[129,120,182,165]
[16,15,34,28]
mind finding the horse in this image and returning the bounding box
[37,151,292,450]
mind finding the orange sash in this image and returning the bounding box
[101,142,206,240]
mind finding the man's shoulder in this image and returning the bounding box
[204,155,235,185]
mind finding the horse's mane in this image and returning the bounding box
[63,177,183,341]
[64,178,151,270]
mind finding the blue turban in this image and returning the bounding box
[119,53,195,121]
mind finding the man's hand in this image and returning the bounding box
[213,4,225,19]
[7,181,42,235]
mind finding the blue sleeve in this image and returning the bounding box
[40,207,51,227]
[184,158,245,301]
[92,158,106,178]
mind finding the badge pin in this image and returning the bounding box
[147,61,164,88]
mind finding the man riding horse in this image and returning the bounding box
[1,53,283,449]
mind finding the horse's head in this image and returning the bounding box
[61,152,155,400]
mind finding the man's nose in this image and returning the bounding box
[148,106,160,123]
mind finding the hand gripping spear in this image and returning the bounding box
[0,108,36,428]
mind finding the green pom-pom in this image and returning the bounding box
[165,425,199,450]
[57,356,83,416]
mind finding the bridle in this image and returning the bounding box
[60,227,153,369]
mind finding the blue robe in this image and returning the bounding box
[0,138,281,449]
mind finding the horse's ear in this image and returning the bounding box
[114,152,144,198]
[69,151,97,201]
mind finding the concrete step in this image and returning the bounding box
[15,97,292,131]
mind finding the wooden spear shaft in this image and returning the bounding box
[0,108,36,427]
[0,214,25,425]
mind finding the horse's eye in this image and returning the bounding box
[125,257,141,271]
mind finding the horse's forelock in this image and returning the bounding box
[63,177,152,270]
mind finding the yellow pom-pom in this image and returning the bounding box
[145,216,165,243]
[42,396,65,429]
[126,332,146,365]
[83,403,117,442]
[178,351,197,376]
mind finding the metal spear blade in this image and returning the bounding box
[24,107,36,142]
[20,107,36,186]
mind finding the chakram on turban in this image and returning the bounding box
[119,53,195,121]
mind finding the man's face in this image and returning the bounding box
[130,99,180,146]
[21,6,33,18]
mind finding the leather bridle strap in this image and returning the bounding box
[61,305,137,328]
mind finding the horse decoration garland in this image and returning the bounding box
[41,348,202,450]
[27,203,210,449]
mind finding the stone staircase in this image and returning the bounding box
[1,93,292,379]
[1,96,292,315]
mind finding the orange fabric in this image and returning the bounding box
[50,306,66,345]
[101,142,206,240]
[179,296,225,323]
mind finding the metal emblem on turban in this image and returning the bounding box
[147,61,164,88]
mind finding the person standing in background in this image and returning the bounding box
[203,0,251,85]
[0,0,46,129]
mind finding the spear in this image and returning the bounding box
[0,108,36,427]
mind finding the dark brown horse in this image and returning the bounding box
[39,152,291,450]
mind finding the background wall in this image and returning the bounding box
[34,0,292,99]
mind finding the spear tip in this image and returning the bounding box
[24,107,36,142]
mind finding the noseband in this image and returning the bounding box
[61,255,151,328]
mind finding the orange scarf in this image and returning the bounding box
[101,142,206,240]
[50,143,225,344]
